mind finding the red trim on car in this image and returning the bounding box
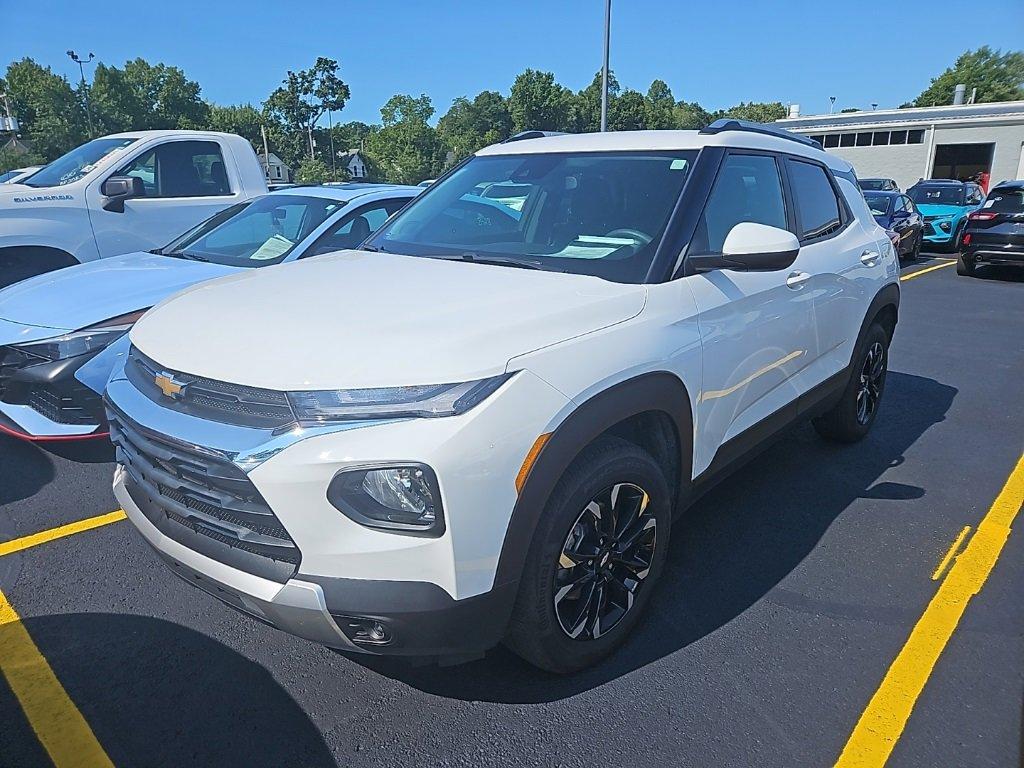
[0,422,109,442]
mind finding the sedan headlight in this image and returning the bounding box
[13,310,148,362]
[286,373,512,426]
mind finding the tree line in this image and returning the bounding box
[2,46,1021,183]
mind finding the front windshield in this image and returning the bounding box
[864,194,891,217]
[909,185,964,207]
[161,194,345,267]
[367,150,697,283]
[859,179,887,191]
[22,137,137,188]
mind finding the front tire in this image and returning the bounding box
[505,436,671,673]
[813,323,888,443]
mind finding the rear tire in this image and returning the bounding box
[956,253,976,276]
[505,436,671,673]
[906,233,921,262]
[813,323,888,443]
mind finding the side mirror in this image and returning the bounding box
[689,223,800,273]
[101,175,145,212]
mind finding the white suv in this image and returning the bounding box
[107,122,899,673]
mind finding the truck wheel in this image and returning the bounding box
[956,253,976,277]
[505,436,671,673]
[0,247,77,289]
[813,323,888,444]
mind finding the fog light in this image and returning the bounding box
[336,616,393,646]
[939,221,951,231]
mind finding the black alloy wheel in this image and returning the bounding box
[553,482,656,640]
[856,341,885,426]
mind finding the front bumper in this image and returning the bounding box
[0,346,107,439]
[107,364,571,657]
[922,221,956,243]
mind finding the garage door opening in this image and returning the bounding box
[931,143,994,184]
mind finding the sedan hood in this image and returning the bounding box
[0,252,237,332]
[131,250,647,390]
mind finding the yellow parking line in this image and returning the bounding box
[0,588,114,768]
[930,526,971,581]
[835,453,1024,767]
[900,261,955,282]
[0,510,126,558]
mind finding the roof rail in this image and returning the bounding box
[502,130,568,143]
[699,119,820,149]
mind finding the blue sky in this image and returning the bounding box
[6,0,1024,125]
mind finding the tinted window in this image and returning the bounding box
[118,140,231,198]
[909,185,964,206]
[692,153,787,254]
[856,133,872,147]
[824,134,840,148]
[864,194,890,216]
[965,185,983,205]
[368,151,697,283]
[788,160,842,239]
[984,188,1024,213]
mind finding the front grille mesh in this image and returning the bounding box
[125,346,295,429]
[108,403,300,581]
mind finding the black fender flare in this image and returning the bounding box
[492,371,694,592]
[855,282,900,356]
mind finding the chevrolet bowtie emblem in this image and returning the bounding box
[154,373,184,399]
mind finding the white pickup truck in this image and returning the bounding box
[0,130,268,286]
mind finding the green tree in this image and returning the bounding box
[91,59,209,132]
[364,94,440,185]
[90,63,144,133]
[437,90,512,164]
[508,69,573,132]
[721,101,788,123]
[263,57,350,165]
[208,103,263,149]
[914,47,1024,106]
[1,58,86,160]
[295,157,330,184]
[673,100,712,129]
[644,80,676,129]
[570,71,620,132]
[611,89,647,131]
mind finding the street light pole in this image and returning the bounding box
[600,0,611,132]
[327,109,337,180]
[67,50,95,137]
[829,95,836,115]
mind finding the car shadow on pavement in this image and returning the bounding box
[355,371,956,703]
[0,435,55,506]
[971,264,1024,283]
[0,613,336,767]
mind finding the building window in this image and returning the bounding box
[890,130,907,145]
[856,133,872,146]
[839,133,855,147]
[824,134,840,148]
[809,135,824,146]
[872,132,890,146]
[907,129,925,145]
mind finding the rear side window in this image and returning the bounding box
[788,160,842,240]
[692,153,787,253]
[985,188,1024,213]
[118,140,231,198]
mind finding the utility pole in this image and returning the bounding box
[600,0,612,132]
[327,109,337,180]
[829,96,837,115]
[308,124,315,159]
[260,124,270,179]
[67,50,95,137]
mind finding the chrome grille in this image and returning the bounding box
[107,401,300,582]
[125,346,295,429]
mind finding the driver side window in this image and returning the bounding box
[692,153,787,254]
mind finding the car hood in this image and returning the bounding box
[0,252,237,332]
[916,204,964,217]
[130,250,648,390]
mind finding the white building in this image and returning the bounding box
[776,101,1024,191]
[262,152,291,184]
[338,150,368,180]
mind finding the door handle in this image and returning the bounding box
[860,249,879,266]
[786,270,811,288]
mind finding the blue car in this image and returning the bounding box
[862,190,924,261]
[908,179,985,251]
[0,184,419,441]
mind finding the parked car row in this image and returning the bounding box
[3,120,903,673]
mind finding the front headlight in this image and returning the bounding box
[286,373,512,426]
[13,310,148,362]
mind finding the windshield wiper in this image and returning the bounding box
[431,252,547,270]
[170,251,210,262]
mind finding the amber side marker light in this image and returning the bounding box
[516,433,552,493]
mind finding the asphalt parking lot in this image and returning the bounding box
[1,255,1022,768]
